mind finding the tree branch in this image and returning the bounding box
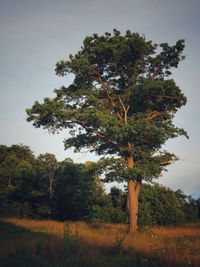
[160,95,180,100]
[68,120,113,143]
[118,96,129,124]
[150,66,159,80]
[94,69,123,121]
[148,111,161,120]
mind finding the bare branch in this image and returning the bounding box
[118,96,129,124]
[148,111,161,120]
[150,66,159,80]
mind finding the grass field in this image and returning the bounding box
[0,218,200,267]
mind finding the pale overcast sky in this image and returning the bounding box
[0,0,199,197]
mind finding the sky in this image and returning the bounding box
[0,0,199,197]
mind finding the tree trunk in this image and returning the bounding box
[127,156,141,234]
[48,169,54,198]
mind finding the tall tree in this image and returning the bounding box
[26,30,187,233]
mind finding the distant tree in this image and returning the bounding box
[0,145,9,164]
[138,184,199,226]
[8,144,35,162]
[0,144,35,188]
[151,184,186,225]
[0,145,35,217]
[0,155,19,188]
[197,198,200,220]
[53,160,90,220]
[53,160,110,221]
[11,160,35,217]
[85,162,113,222]
[27,30,187,233]
[181,194,199,223]
[110,186,126,209]
[109,186,127,223]
[37,153,58,198]
[0,154,20,216]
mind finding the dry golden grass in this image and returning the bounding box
[1,218,200,267]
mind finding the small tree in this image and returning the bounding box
[27,30,187,233]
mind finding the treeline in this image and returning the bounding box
[0,144,199,225]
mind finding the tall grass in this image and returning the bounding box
[0,218,199,267]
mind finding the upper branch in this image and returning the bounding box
[118,96,129,124]
[68,120,113,143]
[148,111,161,120]
[94,69,123,121]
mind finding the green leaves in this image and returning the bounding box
[98,150,177,183]
[27,29,188,182]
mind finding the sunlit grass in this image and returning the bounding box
[0,218,200,267]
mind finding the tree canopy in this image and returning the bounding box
[0,144,199,225]
[27,29,187,182]
[26,30,188,232]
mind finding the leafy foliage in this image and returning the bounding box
[0,144,199,225]
[26,29,187,183]
[25,30,189,232]
[52,160,108,221]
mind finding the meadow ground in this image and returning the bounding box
[0,218,199,267]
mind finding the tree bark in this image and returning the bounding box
[127,156,141,234]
